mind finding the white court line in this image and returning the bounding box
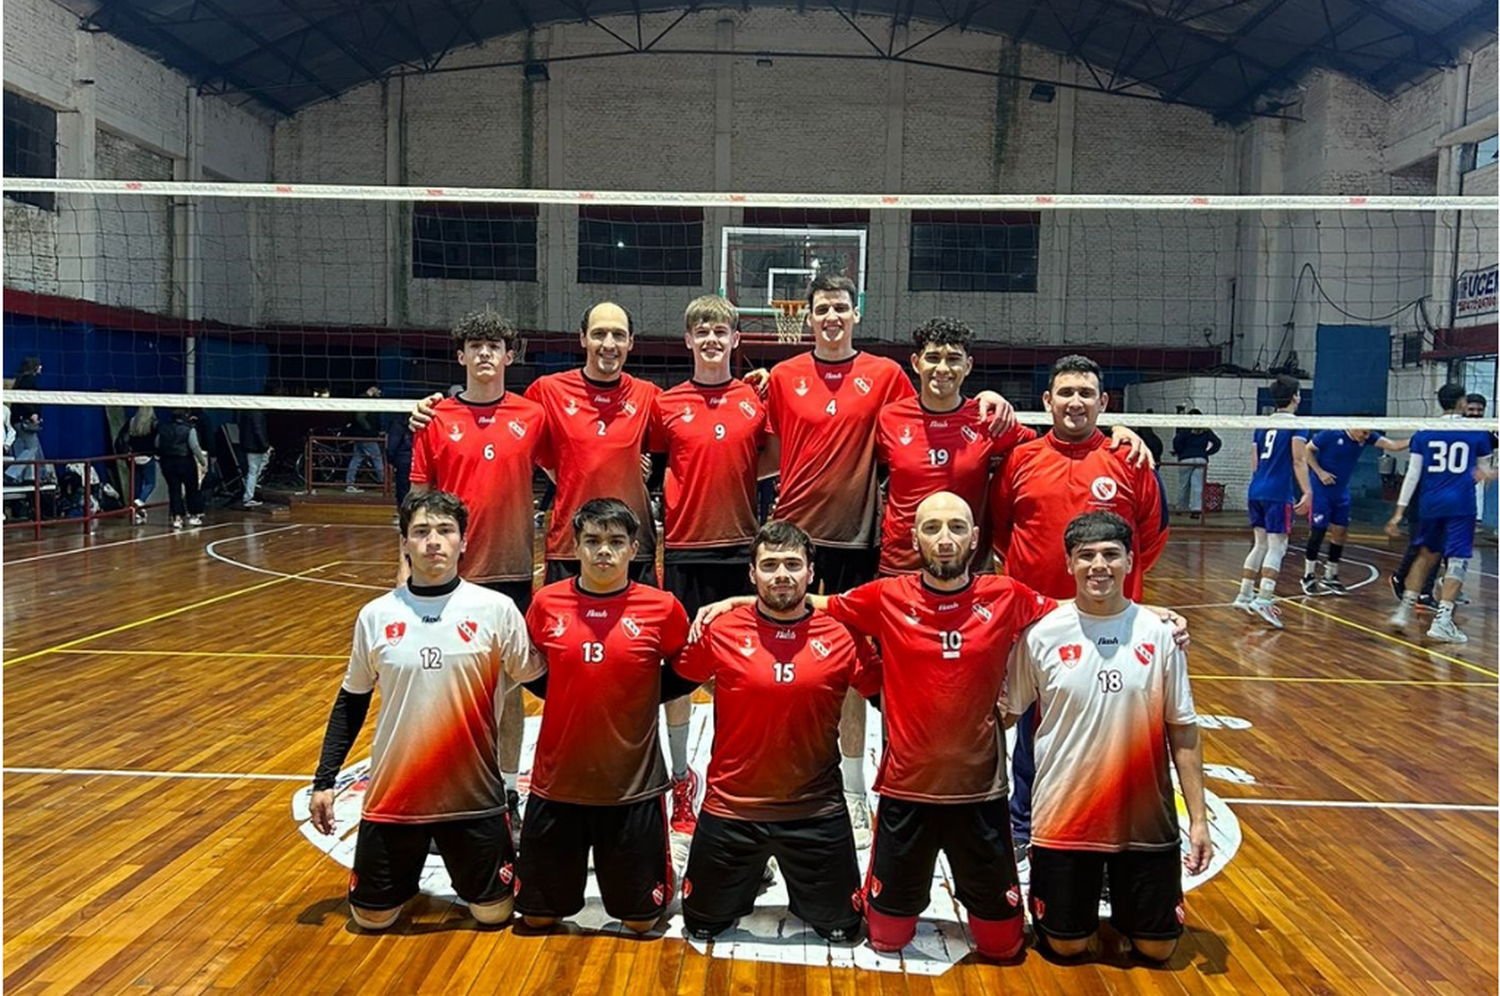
[1169,558,1378,611]
[3,766,305,782]
[1348,542,1500,579]
[1223,797,1497,812]
[205,526,386,591]
[4,523,236,564]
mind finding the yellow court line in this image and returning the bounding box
[1195,674,1498,687]
[41,649,346,660]
[1285,599,1499,678]
[3,561,341,668]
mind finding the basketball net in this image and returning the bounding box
[772,300,807,344]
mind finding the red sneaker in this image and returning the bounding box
[670,769,700,834]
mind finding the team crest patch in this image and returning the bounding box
[1134,642,1155,665]
[1031,896,1045,920]
[972,603,993,622]
[508,420,527,439]
[622,616,641,638]
[622,401,638,417]
[682,878,693,899]
[681,405,696,422]
[385,621,406,645]
[549,614,569,637]
[809,638,832,659]
[499,863,514,885]
[868,877,882,899]
[738,636,756,656]
[850,889,864,912]
[652,882,667,906]
[794,377,810,397]
[960,425,979,443]
[1090,476,1119,502]
[853,377,872,395]
[447,424,464,442]
[739,400,757,419]
[456,619,479,643]
[1175,902,1187,924]
[564,398,580,416]
[348,871,359,892]
[1005,885,1021,907]
[1059,644,1082,666]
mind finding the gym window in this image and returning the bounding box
[412,202,538,282]
[4,90,57,212]
[909,210,1040,293]
[578,206,702,286]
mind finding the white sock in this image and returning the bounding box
[1238,578,1255,599]
[1257,578,1276,600]
[502,770,518,794]
[667,722,690,780]
[841,755,866,796]
[1324,562,1339,580]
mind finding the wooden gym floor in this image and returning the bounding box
[3,507,1496,995]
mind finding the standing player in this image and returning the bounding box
[1385,384,1496,643]
[309,491,539,930]
[1301,428,1406,594]
[674,520,872,943]
[1007,511,1211,963]
[649,295,771,834]
[518,499,690,933]
[987,354,1167,857]
[407,311,551,832]
[1232,375,1312,628]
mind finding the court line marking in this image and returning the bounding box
[3,523,236,564]
[1194,675,1497,687]
[205,527,388,592]
[1348,542,1499,580]
[1166,558,1377,611]
[39,649,345,660]
[1222,798,1498,812]
[2,766,305,782]
[1286,599,1498,677]
[2,560,341,668]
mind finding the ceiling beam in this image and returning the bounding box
[1159,0,1293,101]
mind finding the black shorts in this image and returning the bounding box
[514,795,672,922]
[866,796,1022,921]
[478,578,534,614]
[544,559,659,587]
[682,809,862,936]
[663,556,752,618]
[349,813,515,911]
[812,544,879,595]
[1029,846,1184,942]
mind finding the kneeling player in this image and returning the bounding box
[675,520,873,943]
[1007,511,1212,962]
[309,491,539,930]
[517,498,690,933]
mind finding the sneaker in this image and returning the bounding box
[345,485,363,493]
[670,769,701,835]
[1455,591,1471,605]
[1416,593,1438,612]
[1230,591,1255,613]
[1299,574,1323,596]
[1321,578,1347,596]
[187,515,203,527]
[1389,601,1415,632]
[243,498,262,508]
[171,516,184,530]
[506,789,523,849]
[133,509,147,525]
[1389,574,1405,602]
[132,498,145,509]
[1248,598,1283,629]
[1426,615,1469,644]
[845,791,873,850]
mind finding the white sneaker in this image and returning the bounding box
[1426,615,1468,644]
[845,791,873,850]
[243,498,262,508]
[345,485,363,493]
[1230,592,1255,613]
[1389,601,1415,632]
[1299,574,1323,596]
[171,516,184,530]
[187,515,203,527]
[1248,598,1283,629]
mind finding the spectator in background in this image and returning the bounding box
[1172,411,1222,520]
[125,406,159,523]
[6,357,48,486]
[1135,409,1165,465]
[238,407,272,508]
[158,408,209,530]
[386,413,413,509]
[345,384,386,493]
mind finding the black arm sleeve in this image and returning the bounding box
[659,661,703,704]
[864,692,882,712]
[646,451,668,491]
[312,688,373,790]
[522,673,548,699]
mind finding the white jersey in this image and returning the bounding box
[1007,602,1196,852]
[343,580,538,823]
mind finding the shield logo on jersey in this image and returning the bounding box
[1006,885,1021,907]
[622,401,638,417]
[564,398,580,416]
[549,614,569,637]
[868,877,882,899]
[972,603,993,622]
[682,878,693,899]
[447,424,464,442]
[1134,642,1155,665]
[385,621,406,645]
[795,377,810,397]
[1059,644,1082,667]
[622,616,641,638]
[348,871,359,893]
[961,425,979,443]
[899,425,914,446]
[498,863,514,885]
[456,619,479,643]
[809,638,832,659]
[681,405,696,423]
[853,377,872,395]
[1091,476,1119,502]
[508,420,527,439]
[1032,896,1046,920]
[652,882,666,906]
[738,636,756,656]
[903,604,921,625]
[739,400,757,420]
[1175,902,1186,924]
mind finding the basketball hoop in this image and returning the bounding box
[771,299,807,344]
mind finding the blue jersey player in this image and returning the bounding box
[1234,375,1312,628]
[1385,383,1497,643]
[1301,429,1407,594]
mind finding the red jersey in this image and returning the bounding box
[826,573,1055,803]
[648,379,768,551]
[766,352,915,547]
[524,580,689,805]
[875,397,1034,574]
[526,370,661,562]
[676,605,874,821]
[409,393,552,583]
[988,430,1168,601]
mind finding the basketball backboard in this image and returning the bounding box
[720,227,868,320]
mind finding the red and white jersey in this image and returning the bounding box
[1006,602,1196,852]
[876,397,1034,574]
[524,580,689,805]
[988,430,1168,600]
[676,605,875,821]
[825,574,1055,803]
[526,369,661,562]
[767,352,915,548]
[409,393,552,582]
[649,379,768,550]
[342,581,537,823]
